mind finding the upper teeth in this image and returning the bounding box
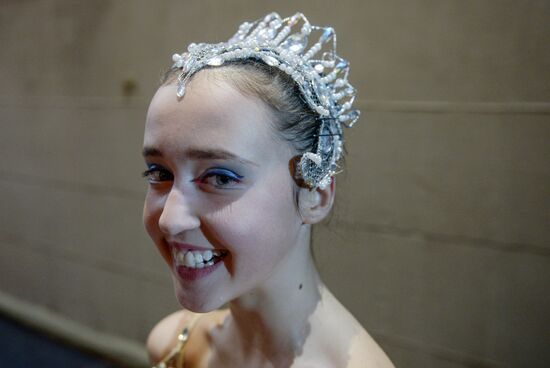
[175,249,223,268]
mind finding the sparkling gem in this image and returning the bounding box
[303,152,322,166]
[323,59,335,68]
[322,144,333,155]
[288,14,300,26]
[176,82,186,98]
[267,28,276,38]
[263,55,279,66]
[167,12,359,189]
[335,60,349,71]
[270,19,282,29]
[239,22,251,31]
[335,78,345,87]
[257,28,274,42]
[320,27,334,43]
[207,56,224,66]
[281,33,308,53]
[347,110,360,127]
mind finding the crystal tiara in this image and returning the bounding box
[170,12,359,189]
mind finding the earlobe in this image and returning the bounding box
[298,178,336,224]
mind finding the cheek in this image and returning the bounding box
[205,178,302,265]
[143,192,171,263]
[142,193,158,237]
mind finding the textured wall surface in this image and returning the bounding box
[1,1,549,367]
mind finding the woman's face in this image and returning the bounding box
[143,71,304,311]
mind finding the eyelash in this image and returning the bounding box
[142,165,173,183]
[193,168,244,189]
[142,165,243,189]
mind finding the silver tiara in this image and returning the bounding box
[170,12,359,189]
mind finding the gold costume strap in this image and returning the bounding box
[152,313,202,368]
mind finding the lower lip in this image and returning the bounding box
[175,259,224,281]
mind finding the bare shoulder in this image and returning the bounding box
[313,288,394,368]
[146,309,229,365]
[346,329,395,368]
[317,314,394,368]
[146,309,189,364]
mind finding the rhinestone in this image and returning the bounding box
[270,19,282,29]
[335,60,348,71]
[288,14,300,26]
[320,27,334,43]
[207,56,224,66]
[167,12,359,189]
[263,55,279,66]
[176,82,186,98]
[239,22,251,31]
[335,78,345,87]
[346,110,360,127]
[281,33,308,53]
[257,28,274,42]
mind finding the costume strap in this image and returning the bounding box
[152,313,203,368]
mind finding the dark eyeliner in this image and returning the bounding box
[191,167,244,188]
[206,168,244,180]
[142,164,173,182]
[142,164,159,178]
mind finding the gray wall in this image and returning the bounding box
[1,1,549,367]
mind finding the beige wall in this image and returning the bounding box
[1,1,549,367]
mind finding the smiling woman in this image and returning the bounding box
[142,12,394,368]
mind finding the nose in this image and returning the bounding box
[158,187,200,236]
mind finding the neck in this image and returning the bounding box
[227,225,323,366]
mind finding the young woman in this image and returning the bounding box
[142,12,394,368]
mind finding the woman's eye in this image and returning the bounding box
[193,168,243,190]
[142,165,173,183]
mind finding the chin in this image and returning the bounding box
[172,277,225,313]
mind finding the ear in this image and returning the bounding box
[297,178,336,224]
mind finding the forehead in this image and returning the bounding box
[144,72,287,160]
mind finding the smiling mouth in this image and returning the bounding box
[172,248,228,269]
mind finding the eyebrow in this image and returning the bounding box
[142,146,259,167]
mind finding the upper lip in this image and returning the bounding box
[167,241,220,252]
